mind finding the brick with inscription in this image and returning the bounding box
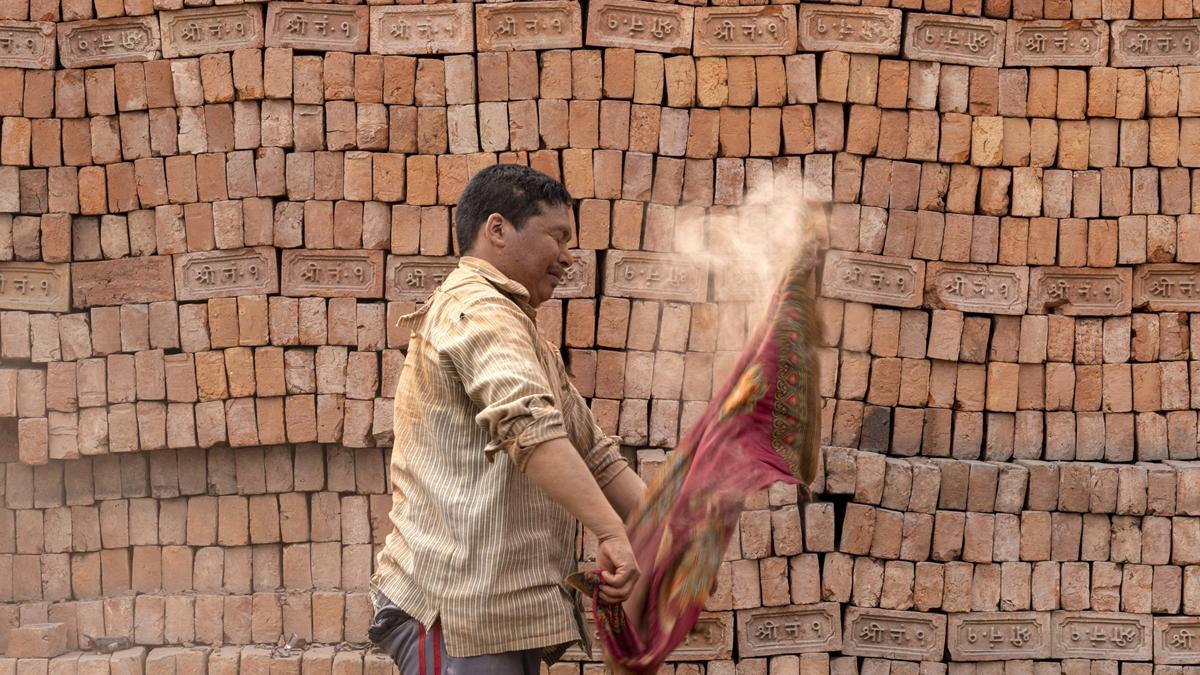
[564,611,732,661]
[693,6,797,57]
[384,255,458,303]
[266,3,368,53]
[370,5,474,55]
[477,1,582,52]
[159,5,264,59]
[947,612,1052,661]
[72,256,175,308]
[1153,617,1200,664]
[0,21,56,69]
[1004,20,1108,66]
[797,5,902,56]
[1051,611,1152,660]
[0,262,70,312]
[58,16,160,68]
[902,14,1005,67]
[672,612,735,660]
[736,603,842,657]
[603,250,708,303]
[843,607,946,661]
[173,247,279,302]
[586,0,694,55]
[1028,267,1132,316]
[282,249,384,299]
[553,250,596,299]
[925,263,1029,315]
[1111,21,1200,67]
[820,250,926,309]
[1132,265,1200,311]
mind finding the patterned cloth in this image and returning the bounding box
[571,251,823,673]
[372,256,629,661]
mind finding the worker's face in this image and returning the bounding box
[505,203,575,308]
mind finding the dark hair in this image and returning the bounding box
[455,164,574,253]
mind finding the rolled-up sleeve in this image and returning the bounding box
[439,297,569,470]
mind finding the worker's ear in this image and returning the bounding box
[481,213,507,248]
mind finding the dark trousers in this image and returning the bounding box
[368,594,543,675]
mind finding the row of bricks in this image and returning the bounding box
[3,278,1199,363]
[820,355,1200,412]
[0,445,389,507]
[8,198,1200,275]
[8,343,1200,420]
[12,386,1200,464]
[816,446,1200,515]
[9,170,1200,269]
[1,0,1198,24]
[3,543,382,604]
[13,115,1200,214]
[1,493,390,553]
[11,99,1200,179]
[0,296,732,358]
[5,49,1200,121]
[10,396,397,462]
[6,555,1200,650]
[0,590,377,651]
[816,308,1200,363]
[0,646,399,675]
[24,650,1185,675]
[820,399,1200,461]
[9,492,1200,569]
[707,555,1200,615]
[6,437,1200,517]
[15,387,1200,463]
[831,505,1200,565]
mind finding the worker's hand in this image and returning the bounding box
[595,534,640,605]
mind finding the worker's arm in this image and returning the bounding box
[525,437,641,604]
[601,464,646,523]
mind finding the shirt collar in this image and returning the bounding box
[458,256,538,319]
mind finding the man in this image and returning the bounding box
[370,164,647,674]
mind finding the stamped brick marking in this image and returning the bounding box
[926,263,1029,315]
[737,603,843,657]
[947,612,1053,661]
[821,250,925,308]
[159,5,264,58]
[57,16,160,68]
[843,607,947,661]
[476,1,582,51]
[563,611,731,661]
[385,255,458,303]
[1005,20,1108,66]
[1051,612,1152,660]
[0,263,69,312]
[370,5,474,55]
[266,2,368,53]
[553,250,597,299]
[0,21,56,69]
[903,14,1005,67]
[173,247,279,302]
[693,6,797,56]
[1133,264,1200,311]
[1111,20,1200,67]
[1154,617,1200,665]
[586,0,694,54]
[1028,267,1133,316]
[604,251,708,303]
[798,5,903,55]
[281,249,384,298]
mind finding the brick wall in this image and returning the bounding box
[2,0,1200,671]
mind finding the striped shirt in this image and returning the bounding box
[371,256,629,660]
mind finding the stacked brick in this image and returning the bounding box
[1,0,1200,671]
